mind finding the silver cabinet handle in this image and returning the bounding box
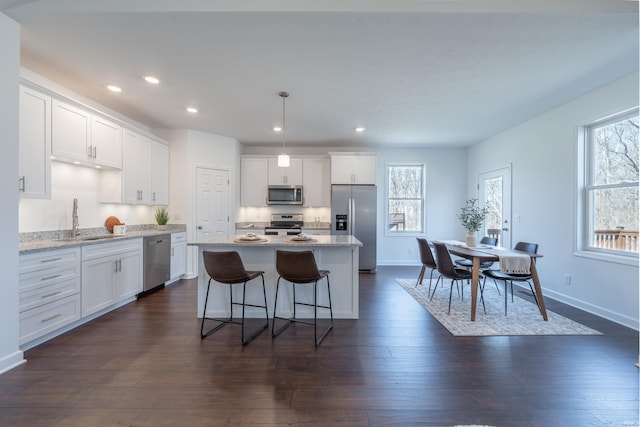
[41,274,62,281]
[41,291,62,299]
[19,176,25,192]
[41,257,62,263]
[41,313,61,323]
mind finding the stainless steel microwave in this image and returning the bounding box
[267,185,303,205]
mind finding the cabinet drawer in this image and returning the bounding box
[19,263,80,293]
[19,247,81,275]
[20,277,80,312]
[20,294,81,345]
[81,238,143,260]
[171,232,186,243]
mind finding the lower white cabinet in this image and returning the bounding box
[170,232,186,280]
[81,239,143,317]
[19,247,81,345]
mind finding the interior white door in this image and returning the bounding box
[478,166,512,247]
[196,167,230,240]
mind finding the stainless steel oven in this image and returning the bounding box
[265,213,303,235]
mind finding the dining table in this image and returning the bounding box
[443,242,547,321]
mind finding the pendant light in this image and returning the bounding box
[277,91,290,167]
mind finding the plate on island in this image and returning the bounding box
[288,235,316,242]
[236,235,263,241]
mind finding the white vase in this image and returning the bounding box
[465,231,478,247]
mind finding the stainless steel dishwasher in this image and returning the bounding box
[142,234,171,294]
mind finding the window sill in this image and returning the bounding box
[574,249,639,267]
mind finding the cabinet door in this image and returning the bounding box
[170,242,186,280]
[330,157,355,184]
[81,256,116,317]
[115,250,143,300]
[52,99,91,163]
[352,156,377,184]
[303,157,330,207]
[91,115,122,169]
[268,157,303,185]
[19,85,51,199]
[151,141,169,205]
[122,129,152,204]
[241,157,268,206]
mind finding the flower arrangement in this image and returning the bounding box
[154,207,170,226]
[457,199,488,232]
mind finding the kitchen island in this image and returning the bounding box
[188,235,362,319]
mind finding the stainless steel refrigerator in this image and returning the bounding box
[331,185,377,272]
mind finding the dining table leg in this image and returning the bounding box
[529,261,548,321]
[470,257,480,321]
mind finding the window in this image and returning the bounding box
[583,109,639,255]
[387,164,424,234]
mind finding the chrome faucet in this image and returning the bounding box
[72,198,80,237]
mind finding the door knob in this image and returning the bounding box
[502,227,509,231]
[198,226,203,230]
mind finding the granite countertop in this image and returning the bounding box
[188,234,361,247]
[19,224,187,254]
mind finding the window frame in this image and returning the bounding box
[576,108,639,265]
[385,162,426,236]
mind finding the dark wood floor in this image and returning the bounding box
[1,266,638,426]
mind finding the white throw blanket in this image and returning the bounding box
[498,252,531,274]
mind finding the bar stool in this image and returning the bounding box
[272,250,333,346]
[201,251,268,345]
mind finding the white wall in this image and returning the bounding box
[375,146,468,265]
[467,72,639,329]
[155,128,241,279]
[0,12,25,373]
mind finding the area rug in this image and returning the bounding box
[395,278,602,336]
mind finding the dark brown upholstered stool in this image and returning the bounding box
[272,250,333,346]
[201,251,268,345]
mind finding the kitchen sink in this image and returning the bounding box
[56,235,118,242]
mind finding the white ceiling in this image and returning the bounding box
[2,0,638,148]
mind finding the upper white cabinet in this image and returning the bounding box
[268,157,303,185]
[91,115,123,169]
[303,157,331,207]
[51,99,122,169]
[151,141,170,205]
[241,157,268,206]
[100,129,169,205]
[330,153,377,185]
[19,85,51,199]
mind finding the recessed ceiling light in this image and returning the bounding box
[186,107,198,113]
[144,76,160,84]
[273,126,282,132]
[106,85,122,93]
[355,127,366,133]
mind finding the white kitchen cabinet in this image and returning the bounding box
[268,157,303,185]
[122,129,152,204]
[151,141,170,205]
[241,157,268,206]
[100,129,168,205]
[170,232,186,281]
[81,239,143,317]
[330,154,377,185]
[19,247,81,345]
[19,85,51,199]
[302,157,331,207]
[51,98,90,164]
[91,115,123,169]
[51,99,123,169]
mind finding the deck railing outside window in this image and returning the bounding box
[594,229,639,252]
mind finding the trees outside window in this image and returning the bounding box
[584,109,639,253]
[387,164,424,234]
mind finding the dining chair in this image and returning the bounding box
[200,251,269,345]
[415,238,440,294]
[272,250,333,346]
[454,235,500,294]
[432,242,485,315]
[482,241,539,315]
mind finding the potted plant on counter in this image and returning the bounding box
[457,199,488,247]
[154,207,170,230]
